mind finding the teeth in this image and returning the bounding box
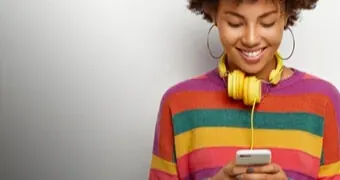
[242,49,262,57]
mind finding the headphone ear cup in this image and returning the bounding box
[243,77,249,104]
[235,70,244,100]
[228,70,245,100]
[227,72,233,98]
[243,76,261,105]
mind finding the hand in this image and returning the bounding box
[234,163,288,180]
[208,161,249,180]
[210,162,288,180]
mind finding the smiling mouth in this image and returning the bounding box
[237,47,267,62]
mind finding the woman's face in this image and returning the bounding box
[214,0,287,77]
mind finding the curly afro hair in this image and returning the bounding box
[187,0,318,28]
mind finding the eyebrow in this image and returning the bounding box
[223,10,278,19]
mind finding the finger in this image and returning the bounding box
[242,171,288,180]
[223,162,248,177]
[239,173,268,180]
[248,163,281,174]
[235,174,243,180]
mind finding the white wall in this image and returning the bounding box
[0,0,338,180]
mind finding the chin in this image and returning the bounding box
[239,65,264,76]
[230,56,266,75]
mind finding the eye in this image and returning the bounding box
[228,22,243,28]
[261,21,276,28]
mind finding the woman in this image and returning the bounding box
[149,0,340,179]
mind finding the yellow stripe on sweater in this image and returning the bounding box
[319,161,340,177]
[151,154,178,175]
[174,127,322,158]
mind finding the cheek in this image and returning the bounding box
[260,28,284,47]
[218,26,241,49]
[260,20,286,46]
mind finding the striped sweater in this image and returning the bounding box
[148,68,340,180]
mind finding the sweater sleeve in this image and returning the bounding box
[148,95,179,180]
[318,87,340,180]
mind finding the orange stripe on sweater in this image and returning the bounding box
[169,91,326,116]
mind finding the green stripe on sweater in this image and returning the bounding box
[173,109,324,136]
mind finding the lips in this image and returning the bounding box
[237,47,267,63]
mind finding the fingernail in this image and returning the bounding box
[235,174,243,180]
[246,167,254,173]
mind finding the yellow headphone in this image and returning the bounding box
[217,52,284,106]
[218,52,284,150]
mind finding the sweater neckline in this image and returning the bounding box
[209,67,305,91]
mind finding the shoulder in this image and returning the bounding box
[297,70,340,108]
[159,69,224,105]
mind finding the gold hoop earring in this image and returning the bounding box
[207,25,224,59]
[278,27,296,60]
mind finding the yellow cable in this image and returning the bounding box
[250,99,256,150]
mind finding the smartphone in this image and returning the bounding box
[235,149,271,166]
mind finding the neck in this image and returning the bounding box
[225,56,278,82]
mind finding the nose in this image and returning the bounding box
[241,26,260,48]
